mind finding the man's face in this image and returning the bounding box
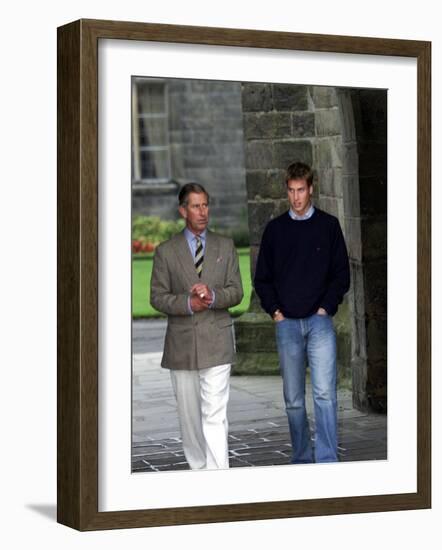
[287,178,313,216]
[179,192,209,235]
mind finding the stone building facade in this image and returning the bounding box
[132,77,247,230]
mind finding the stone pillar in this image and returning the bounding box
[310,87,352,385]
[337,89,368,409]
[351,90,388,412]
[234,83,314,374]
[335,88,388,412]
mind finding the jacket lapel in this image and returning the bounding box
[201,230,220,287]
[172,231,200,287]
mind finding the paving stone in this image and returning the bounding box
[254,431,288,439]
[345,440,386,451]
[147,456,188,467]
[132,463,156,472]
[155,463,190,471]
[132,438,156,446]
[133,450,172,459]
[144,430,181,438]
[228,443,249,451]
[230,425,280,433]
[131,459,150,470]
[234,442,290,452]
[226,432,261,441]
[248,455,290,466]
[132,444,166,453]
[229,458,252,468]
[343,452,386,461]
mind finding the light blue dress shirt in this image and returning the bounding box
[289,204,315,221]
[184,228,207,257]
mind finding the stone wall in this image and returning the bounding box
[132,79,248,230]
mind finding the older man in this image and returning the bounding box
[150,183,243,470]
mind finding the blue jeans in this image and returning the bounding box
[275,314,338,464]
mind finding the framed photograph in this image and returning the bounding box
[57,19,431,530]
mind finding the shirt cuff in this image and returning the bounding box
[187,295,194,315]
[208,289,215,308]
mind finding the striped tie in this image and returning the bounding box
[194,236,204,277]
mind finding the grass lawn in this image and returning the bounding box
[132,247,251,318]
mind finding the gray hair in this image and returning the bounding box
[178,183,209,206]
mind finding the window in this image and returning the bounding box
[132,78,171,184]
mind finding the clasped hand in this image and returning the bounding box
[190,283,212,312]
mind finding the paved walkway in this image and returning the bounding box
[132,320,387,472]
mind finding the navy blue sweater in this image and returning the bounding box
[254,208,350,318]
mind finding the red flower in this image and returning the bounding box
[132,240,142,253]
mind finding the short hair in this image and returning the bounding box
[285,162,314,186]
[178,183,210,206]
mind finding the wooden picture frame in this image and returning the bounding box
[57,18,431,530]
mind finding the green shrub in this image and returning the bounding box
[132,216,185,245]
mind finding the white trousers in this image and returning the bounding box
[170,363,231,470]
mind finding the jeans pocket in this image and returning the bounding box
[275,318,289,330]
[274,318,287,337]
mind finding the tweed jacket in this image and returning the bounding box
[150,230,243,370]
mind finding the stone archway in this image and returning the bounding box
[235,83,387,413]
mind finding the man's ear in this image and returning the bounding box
[178,205,187,219]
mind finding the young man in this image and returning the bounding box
[150,183,243,470]
[254,162,350,463]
